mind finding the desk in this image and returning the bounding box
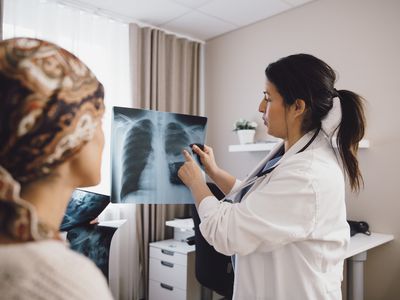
[346,232,394,300]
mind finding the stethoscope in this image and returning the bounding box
[218,127,321,203]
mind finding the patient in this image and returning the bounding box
[0,37,113,299]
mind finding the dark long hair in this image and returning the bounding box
[265,54,366,192]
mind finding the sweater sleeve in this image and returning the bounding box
[198,160,317,256]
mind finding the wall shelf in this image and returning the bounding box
[229,139,370,153]
[358,139,370,148]
[229,141,278,152]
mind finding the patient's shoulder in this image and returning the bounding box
[0,240,113,300]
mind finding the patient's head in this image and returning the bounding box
[0,37,105,241]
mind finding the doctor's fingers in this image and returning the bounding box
[203,144,214,155]
[193,145,214,161]
[178,161,201,186]
[182,149,194,162]
[177,165,188,183]
[192,144,206,157]
[192,144,213,155]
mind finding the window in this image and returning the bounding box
[4,0,132,195]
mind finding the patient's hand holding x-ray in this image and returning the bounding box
[111,107,207,204]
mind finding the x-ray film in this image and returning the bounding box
[111,107,207,204]
[66,220,126,279]
[60,189,110,231]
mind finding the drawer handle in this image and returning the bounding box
[161,261,174,268]
[161,249,174,256]
[160,283,174,291]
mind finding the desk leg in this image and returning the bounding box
[201,286,213,300]
[347,251,367,300]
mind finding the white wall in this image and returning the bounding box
[204,0,400,299]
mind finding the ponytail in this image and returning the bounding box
[336,89,366,192]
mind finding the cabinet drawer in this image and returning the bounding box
[149,279,186,300]
[150,245,187,266]
[149,257,187,290]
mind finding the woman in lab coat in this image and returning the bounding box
[178,54,366,300]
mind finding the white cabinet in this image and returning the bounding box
[149,239,201,300]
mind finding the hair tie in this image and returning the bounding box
[333,88,340,98]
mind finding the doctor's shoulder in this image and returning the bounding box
[274,152,314,178]
[270,149,342,187]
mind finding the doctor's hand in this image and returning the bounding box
[178,150,213,206]
[192,144,219,177]
[178,149,205,189]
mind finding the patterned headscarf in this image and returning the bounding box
[0,37,105,241]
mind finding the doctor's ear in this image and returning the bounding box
[292,99,306,117]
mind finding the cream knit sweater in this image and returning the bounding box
[0,240,114,300]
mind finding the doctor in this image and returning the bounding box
[178,54,366,299]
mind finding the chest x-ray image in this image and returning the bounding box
[111,107,207,204]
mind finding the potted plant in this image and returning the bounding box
[233,118,258,144]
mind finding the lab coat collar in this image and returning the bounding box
[242,140,284,182]
[243,129,320,182]
[279,128,320,164]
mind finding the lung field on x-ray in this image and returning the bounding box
[111,107,207,204]
[164,122,190,185]
[121,119,154,200]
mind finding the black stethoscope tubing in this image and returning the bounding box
[219,127,321,203]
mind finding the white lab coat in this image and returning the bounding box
[198,129,349,300]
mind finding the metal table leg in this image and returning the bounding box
[347,251,367,300]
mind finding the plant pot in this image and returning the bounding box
[237,129,255,144]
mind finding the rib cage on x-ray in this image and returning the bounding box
[111,107,207,204]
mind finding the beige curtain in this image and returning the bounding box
[129,23,201,299]
[1,0,3,40]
